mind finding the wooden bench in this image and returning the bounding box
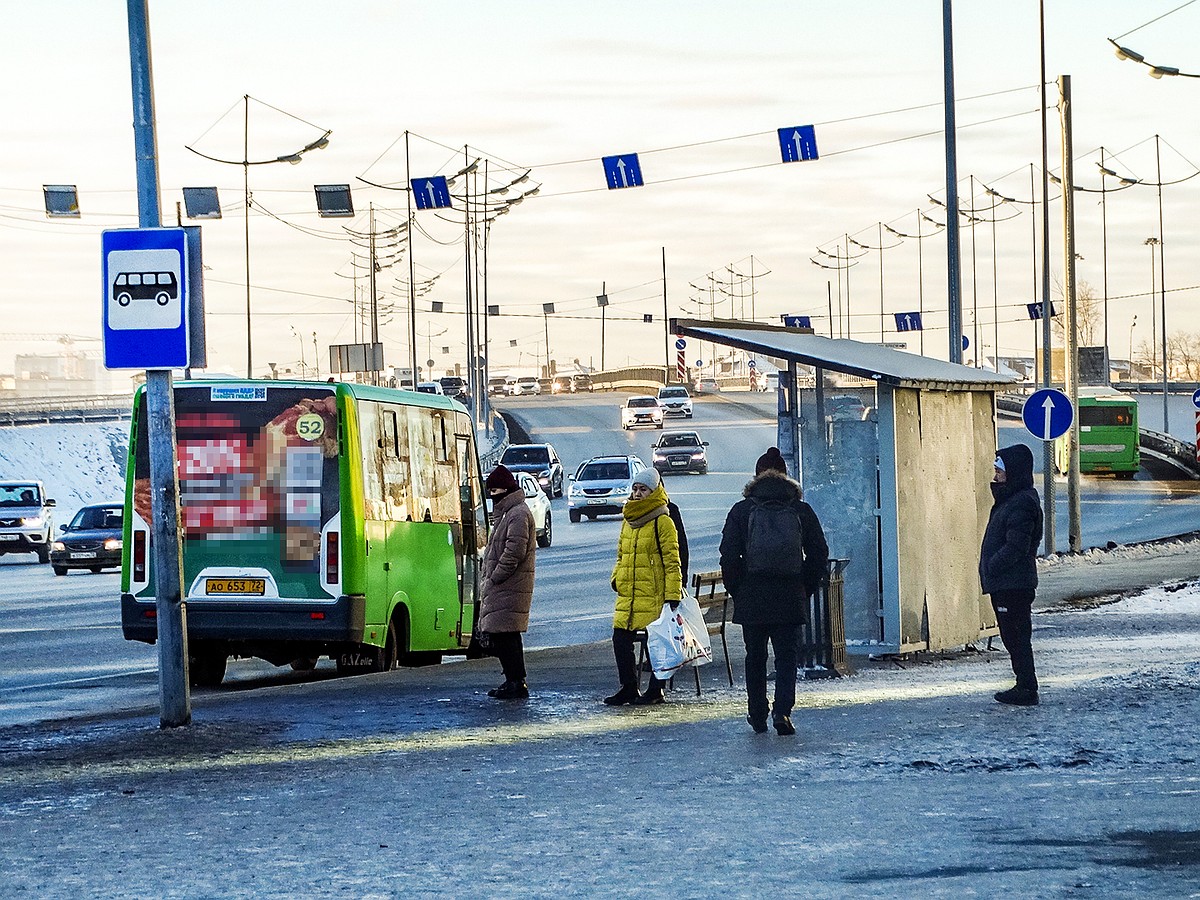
[690,570,734,693]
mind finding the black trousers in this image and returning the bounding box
[488,631,526,683]
[612,627,665,695]
[742,622,800,723]
[991,589,1037,691]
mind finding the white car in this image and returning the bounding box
[656,385,693,418]
[510,376,542,396]
[517,472,552,548]
[621,396,664,430]
[487,471,552,548]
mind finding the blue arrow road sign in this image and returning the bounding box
[102,227,189,369]
[778,125,818,162]
[962,334,970,351]
[602,153,644,189]
[1026,301,1059,320]
[782,315,812,329]
[674,338,686,350]
[894,312,923,332]
[1022,388,1074,441]
[411,176,451,210]
[1192,388,1200,410]
[747,359,756,369]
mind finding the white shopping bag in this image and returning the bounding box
[676,593,714,669]
[646,595,713,680]
[646,603,686,680]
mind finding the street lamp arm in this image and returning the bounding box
[185,130,332,167]
[1108,37,1200,78]
[355,175,410,191]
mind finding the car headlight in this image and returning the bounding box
[104,538,122,551]
[691,452,705,459]
[21,516,42,527]
[652,451,666,459]
[612,485,629,496]
[52,541,65,551]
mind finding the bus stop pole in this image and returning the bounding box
[127,0,190,727]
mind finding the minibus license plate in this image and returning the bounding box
[206,578,265,595]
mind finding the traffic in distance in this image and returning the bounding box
[5,381,1198,727]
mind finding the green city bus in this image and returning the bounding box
[121,379,488,685]
[1055,389,1140,478]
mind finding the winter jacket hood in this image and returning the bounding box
[992,443,1035,503]
[742,469,804,503]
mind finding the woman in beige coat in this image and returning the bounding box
[478,465,537,699]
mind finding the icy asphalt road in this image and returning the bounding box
[2,569,1199,897]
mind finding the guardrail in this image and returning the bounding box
[0,394,133,426]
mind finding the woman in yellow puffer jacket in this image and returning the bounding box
[603,467,682,707]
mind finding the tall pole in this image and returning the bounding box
[600,280,606,370]
[243,95,252,378]
[369,204,380,386]
[969,174,979,366]
[1146,238,1159,383]
[1060,75,1082,553]
[1100,147,1110,363]
[1156,134,1169,432]
[917,211,926,356]
[844,234,853,340]
[943,0,963,363]
[877,222,885,343]
[991,190,999,370]
[1038,0,1056,554]
[127,0,189,727]
[662,247,669,383]
[405,131,418,387]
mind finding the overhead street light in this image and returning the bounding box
[1107,37,1200,78]
[185,95,332,378]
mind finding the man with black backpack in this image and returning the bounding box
[720,446,828,736]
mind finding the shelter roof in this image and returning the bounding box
[671,320,1013,391]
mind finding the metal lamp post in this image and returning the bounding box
[186,96,330,378]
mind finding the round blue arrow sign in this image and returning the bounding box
[1192,388,1200,410]
[747,359,756,369]
[695,359,703,368]
[675,338,686,350]
[962,334,970,351]
[1022,388,1073,441]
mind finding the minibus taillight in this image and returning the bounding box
[133,531,147,580]
[325,532,339,584]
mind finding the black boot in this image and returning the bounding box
[488,680,529,700]
[773,715,796,736]
[994,686,1038,706]
[747,715,768,734]
[603,685,640,706]
[632,678,666,706]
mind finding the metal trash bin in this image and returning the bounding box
[797,558,852,678]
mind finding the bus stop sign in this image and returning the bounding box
[1022,388,1073,441]
[102,227,190,369]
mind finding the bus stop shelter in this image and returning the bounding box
[671,319,1014,655]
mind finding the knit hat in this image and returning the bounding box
[754,446,787,476]
[630,468,661,491]
[485,464,519,494]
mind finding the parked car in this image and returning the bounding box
[567,454,647,522]
[415,381,444,395]
[510,375,542,396]
[826,395,870,421]
[50,503,123,575]
[499,443,565,497]
[693,377,721,395]
[572,373,594,393]
[438,376,469,403]
[0,480,56,563]
[651,431,709,475]
[656,385,693,418]
[550,375,573,394]
[538,377,553,394]
[621,396,664,430]
[487,376,509,396]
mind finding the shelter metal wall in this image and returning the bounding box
[883,387,998,652]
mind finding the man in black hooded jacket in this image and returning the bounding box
[979,444,1043,706]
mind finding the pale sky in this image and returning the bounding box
[3,1,1199,379]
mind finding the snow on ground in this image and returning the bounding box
[0,421,129,520]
